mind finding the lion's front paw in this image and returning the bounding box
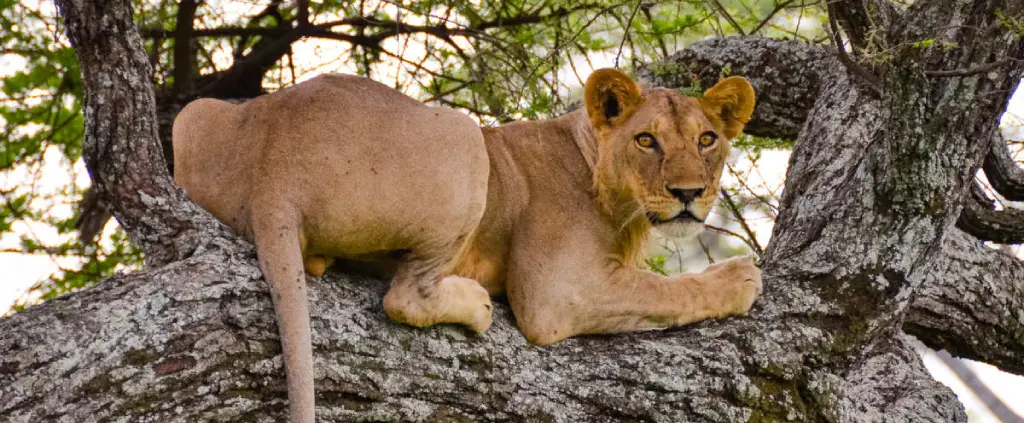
[439,276,494,334]
[705,256,762,316]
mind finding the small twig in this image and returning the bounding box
[669,239,686,271]
[705,224,762,259]
[825,3,881,95]
[697,237,715,265]
[422,80,474,103]
[710,0,745,35]
[287,47,297,83]
[614,0,643,68]
[925,59,1012,77]
[718,188,765,256]
[726,163,779,215]
[749,0,796,34]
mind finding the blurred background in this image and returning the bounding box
[1,1,1021,420]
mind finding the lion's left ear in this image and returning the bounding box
[584,68,643,131]
[699,76,755,140]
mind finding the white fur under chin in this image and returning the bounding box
[654,219,705,240]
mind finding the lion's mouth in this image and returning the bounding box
[646,210,701,225]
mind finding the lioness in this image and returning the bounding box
[173,68,761,423]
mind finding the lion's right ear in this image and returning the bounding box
[699,76,755,140]
[584,68,642,131]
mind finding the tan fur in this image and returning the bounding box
[173,70,761,423]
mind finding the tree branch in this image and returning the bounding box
[905,228,1024,375]
[0,248,965,422]
[933,349,1024,422]
[636,37,832,140]
[825,3,881,94]
[763,0,1024,358]
[171,0,199,98]
[984,133,1024,201]
[141,26,290,38]
[827,0,903,51]
[296,0,309,29]
[956,181,1024,244]
[55,0,242,266]
[139,4,609,41]
[816,333,970,422]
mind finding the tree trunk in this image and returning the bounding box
[3,0,1023,421]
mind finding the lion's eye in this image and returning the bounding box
[635,133,657,149]
[699,132,717,148]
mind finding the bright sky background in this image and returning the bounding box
[1,1,1022,420]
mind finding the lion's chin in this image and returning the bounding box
[653,218,705,240]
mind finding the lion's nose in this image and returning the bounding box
[668,187,705,204]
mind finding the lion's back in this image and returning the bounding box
[172,74,488,250]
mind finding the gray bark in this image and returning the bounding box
[3,0,1023,422]
[956,180,1024,244]
[907,228,1024,375]
[984,133,1024,202]
[54,0,244,267]
[0,246,964,422]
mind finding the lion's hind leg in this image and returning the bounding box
[383,251,493,334]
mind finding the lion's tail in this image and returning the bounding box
[251,207,316,423]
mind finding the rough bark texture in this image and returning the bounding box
[984,134,1024,201]
[907,229,1024,375]
[3,0,1024,422]
[56,0,245,266]
[956,181,1024,244]
[0,248,964,422]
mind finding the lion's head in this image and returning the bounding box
[583,68,755,242]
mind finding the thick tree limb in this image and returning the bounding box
[0,248,964,422]
[984,133,1024,201]
[906,228,1024,375]
[819,333,968,423]
[55,0,243,266]
[637,37,832,140]
[956,182,1024,244]
[765,0,1024,358]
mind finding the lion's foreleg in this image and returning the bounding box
[508,255,761,345]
